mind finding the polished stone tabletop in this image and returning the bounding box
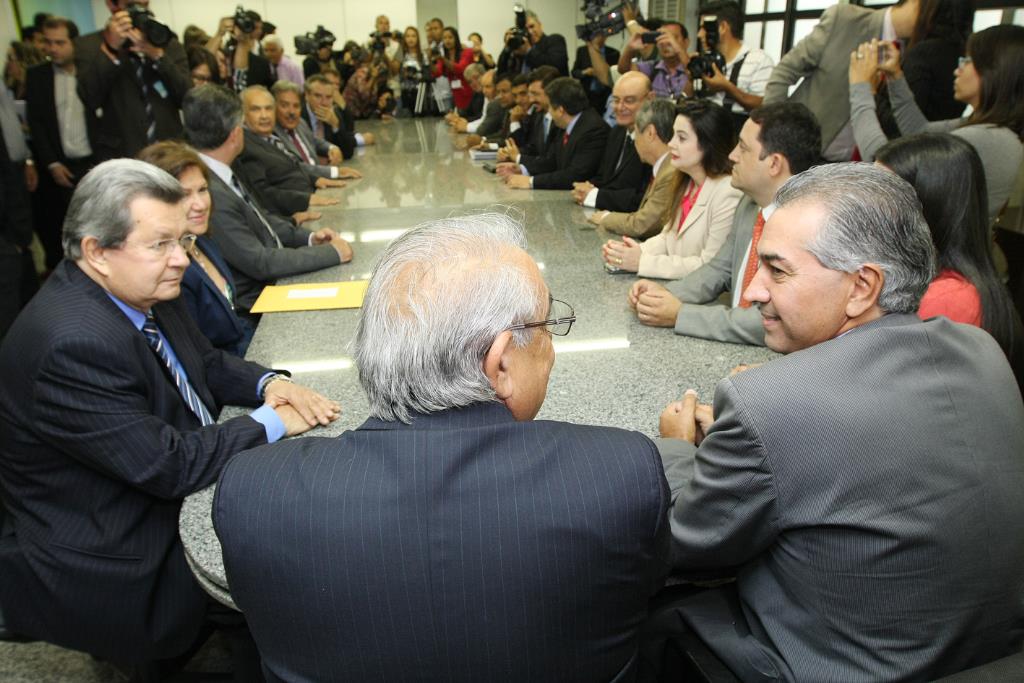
[179,118,778,608]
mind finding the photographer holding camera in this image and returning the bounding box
[300,27,343,80]
[692,3,773,133]
[222,8,273,92]
[75,0,191,161]
[498,10,569,77]
[618,21,692,99]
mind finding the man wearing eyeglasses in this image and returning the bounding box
[0,159,340,676]
[213,213,671,681]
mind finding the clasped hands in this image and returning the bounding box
[848,39,902,86]
[659,390,713,444]
[263,378,341,436]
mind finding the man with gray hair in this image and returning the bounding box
[651,163,1024,681]
[272,79,360,181]
[213,213,671,681]
[0,159,339,672]
[261,33,304,86]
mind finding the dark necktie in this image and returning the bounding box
[132,55,157,144]
[614,133,630,173]
[270,61,278,82]
[141,314,214,425]
[288,130,313,164]
[230,174,284,248]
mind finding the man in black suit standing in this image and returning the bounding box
[0,158,339,674]
[26,16,95,271]
[214,213,670,682]
[498,10,569,76]
[499,77,609,190]
[75,0,191,161]
[571,71,651,213]
[0,127,33,343]
[184,85,352,314]
[571,31,620,113]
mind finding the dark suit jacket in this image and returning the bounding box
[475,100,508,140]
[214,401,671,682]
[522,108,609,190]
[207,170,340,311]
[0,127,31,251]
[572,44,620,112]
[527,33,569,76]
[658,314,1024,681]
[24,63,82,168]
[240,52,274,88]
[274,121,335,179]
[590,125,648,213]
[514,109,561,159]
[0,260,271,662]
[238,128,318,216]
[74,32,191,161]
[180,235,254,357]
[302,102,356,160]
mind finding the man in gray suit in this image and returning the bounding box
[628,103,821,346]
[653,163,1024,682]
[182,85,353,313]
[762,0,918,160]
[271,80,361,182]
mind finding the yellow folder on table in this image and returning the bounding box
[249,281,369,313]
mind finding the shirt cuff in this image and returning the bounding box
[330,166,339,178]
[250,404,286,443]
[355,133,365,146]
[510,121,521,132]
[519,164,530,177]
[583,188,599,208]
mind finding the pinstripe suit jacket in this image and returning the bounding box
[0,260,272,662]
[214,401,671,682]
[658,314,1024,681]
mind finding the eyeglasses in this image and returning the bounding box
[610,96,642,107]
[507,296,576,337]
[122,234,197,257]
[957,56,972,69]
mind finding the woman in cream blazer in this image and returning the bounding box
[603,100,742,280]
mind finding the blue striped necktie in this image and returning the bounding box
[142,314,214,426]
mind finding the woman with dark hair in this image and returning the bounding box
[137,141,254,357]
[394,27,431,115]
[849,24,1024,225]
[876,132,1024,384]
[467,32,495,69]
[186,47,221,88]
[433,26,474,112]
[602,99,742,279]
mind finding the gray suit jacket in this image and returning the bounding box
[763,4,884,155]
[274,121,334,179]
[207,171,339,312]
[668,196,765,346]
[659,314,1024,682]
[475,100,509,140]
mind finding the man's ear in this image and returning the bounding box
[79,236,112,277]
[846,264,884,319]
[483,330,515,400]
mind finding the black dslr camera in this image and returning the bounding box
[507,5,529,51]
[233,6,257,35]
[688,16,727,93]
[295,25,337,56]
[369,31,393,54]
[126,3,171,48]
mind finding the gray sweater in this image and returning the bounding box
[850,78,1022,225]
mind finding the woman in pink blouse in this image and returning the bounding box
[877,132,1023,384]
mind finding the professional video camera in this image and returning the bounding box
[295,25,337,56]
[369,30,394,54]
[126,3,171,48]
[233,6,256,35]
[507,5,529,51]
[688,15,727,95]
[575,0,633,41]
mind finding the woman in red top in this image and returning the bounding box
[877,132,1023,385]
[433,26,475,112]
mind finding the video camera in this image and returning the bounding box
[688,15,727,94]
[507,5,529,51]
[233,6,257,35]
[369,31,394,54]
[575,1,633,41]
[126,2,171,48]
[295,25,337,56]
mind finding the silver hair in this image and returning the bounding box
[271,79,302,99]
[62,159,185,260]
[525,10,540,22]
[635,98,675,143]
[240,84,272,104]
[774,162,937,313]
[261,34,283,49]
[464,63,486,80]
[354,211,543,423]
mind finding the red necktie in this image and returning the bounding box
[562,132,569,146]
[738,211,766,309]
[289,130,313,164]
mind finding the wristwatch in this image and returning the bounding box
[258,373,293,399]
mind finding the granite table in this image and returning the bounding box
[179,117,778,608]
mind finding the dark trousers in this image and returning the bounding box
[34,156,95,270]
[0,248,39,343]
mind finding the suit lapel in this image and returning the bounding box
[677,176,716,236]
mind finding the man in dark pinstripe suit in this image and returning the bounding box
[0,160,339,677]
[655,164,1024,681]
[214,213,672,683]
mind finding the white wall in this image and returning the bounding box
[2,2,20,57]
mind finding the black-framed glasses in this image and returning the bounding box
[507,296,576,337]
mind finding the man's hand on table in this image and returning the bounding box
[335,166,362,179]
[504,174,531,189]
[315,177,347,189]
[293,210,322,225]
[309,194,340,207]
[495,162,521,177]
[659,390,714,444]
[571,181,595,204]
[630,280,681,327]
[264,379,341,429]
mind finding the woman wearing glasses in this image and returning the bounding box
[848,24,1024,225]
[137,141,254,357]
